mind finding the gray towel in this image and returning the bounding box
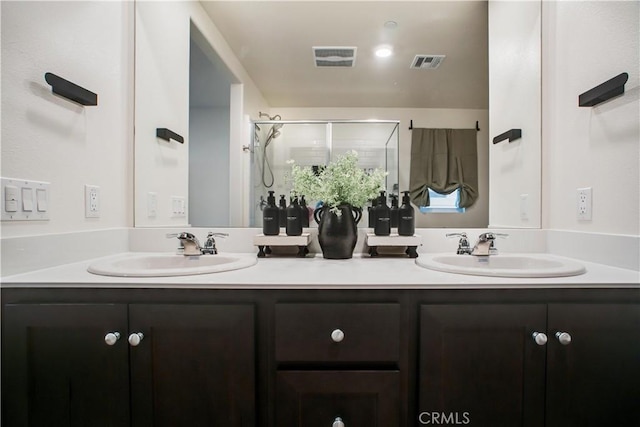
[409,128,478,208]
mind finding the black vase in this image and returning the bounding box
[313,204,362,259]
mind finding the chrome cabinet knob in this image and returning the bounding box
[331,329,345,343]
[128,332,144,346]
[532,332,547,346]
[333,417,345,427]
[104,332,121,346]
[555,331,572,345]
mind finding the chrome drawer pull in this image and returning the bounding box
[128,332,144,346]
[331,329,345,343]
[104,332,120,346]
[555,331,572,345]
[532,332,547,346]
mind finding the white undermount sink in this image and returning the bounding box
[87,253,257,277]
[416,253,586,278]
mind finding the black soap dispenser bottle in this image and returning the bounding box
[373,191,391,236]
[286,196,303,236]
[398,191,415,236]
[278,195,287,228]
[262,191,280,235]
[368,198,378,228]
[389,194,399,229]
[299,195,310,228]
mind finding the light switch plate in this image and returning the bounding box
[1,177,50,221]
[171,196,186,218]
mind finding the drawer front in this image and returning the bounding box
[275,303,400,363]
[276,370,400,427]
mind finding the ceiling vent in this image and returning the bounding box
[410,54,446,70]
[313,46,357,68]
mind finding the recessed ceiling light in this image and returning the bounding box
[375,45,393,58]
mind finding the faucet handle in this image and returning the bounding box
[207,232,229,238]
[446,232,468,239]
[166,233,180,239]
[478,232,509,241]
[202,232,228,255]
[446,232,471,255]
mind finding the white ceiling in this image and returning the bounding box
[200,0,488,109]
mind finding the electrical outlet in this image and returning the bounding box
[520,194,529,221]
[577,187,592,221]
[147,192,158,218]
[85,185,100,218]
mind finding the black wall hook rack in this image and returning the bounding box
[579,72,629,107]
[493,129,522,145]
[156,128,184,144]
[44,72,97,106]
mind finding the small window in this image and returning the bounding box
[419,188,465,213]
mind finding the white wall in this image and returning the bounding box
[542,0,639,235]
[1,1,134,238]
[276,107,490,228]
[189,107,230,226]
[488,0,542,228]
[135,1,269,227]
[135,1,191,227]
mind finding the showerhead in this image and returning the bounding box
[272,123,284,132]
[259,111,282,121]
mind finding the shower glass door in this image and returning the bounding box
[249,120,399,228]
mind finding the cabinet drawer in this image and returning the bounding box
[276,370,400,426]
[275,303,400,363]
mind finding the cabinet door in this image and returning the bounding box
[419,304,546,427]
[1,304,130,427]
[276,371,400,426]
[129,304,255,427]
[546,303,640,426]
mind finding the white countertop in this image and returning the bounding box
[2,252,639,289]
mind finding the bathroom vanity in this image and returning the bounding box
[2,256,639,427]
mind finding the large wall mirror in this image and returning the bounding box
[134,0,541,229]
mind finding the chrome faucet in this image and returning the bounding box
[201,232,228,255]
[166,232,228,256]
[167,232,203,256]
[446,232,472,255]
[471,232,508,256]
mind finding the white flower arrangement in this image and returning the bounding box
[289,151,387,214]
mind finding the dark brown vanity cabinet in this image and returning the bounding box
[274,303,402,426]
[2,304,131,426]
[545,304,640,427]
[2,288,639,427]
[419,303,640,427]
[2,302,255,427]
